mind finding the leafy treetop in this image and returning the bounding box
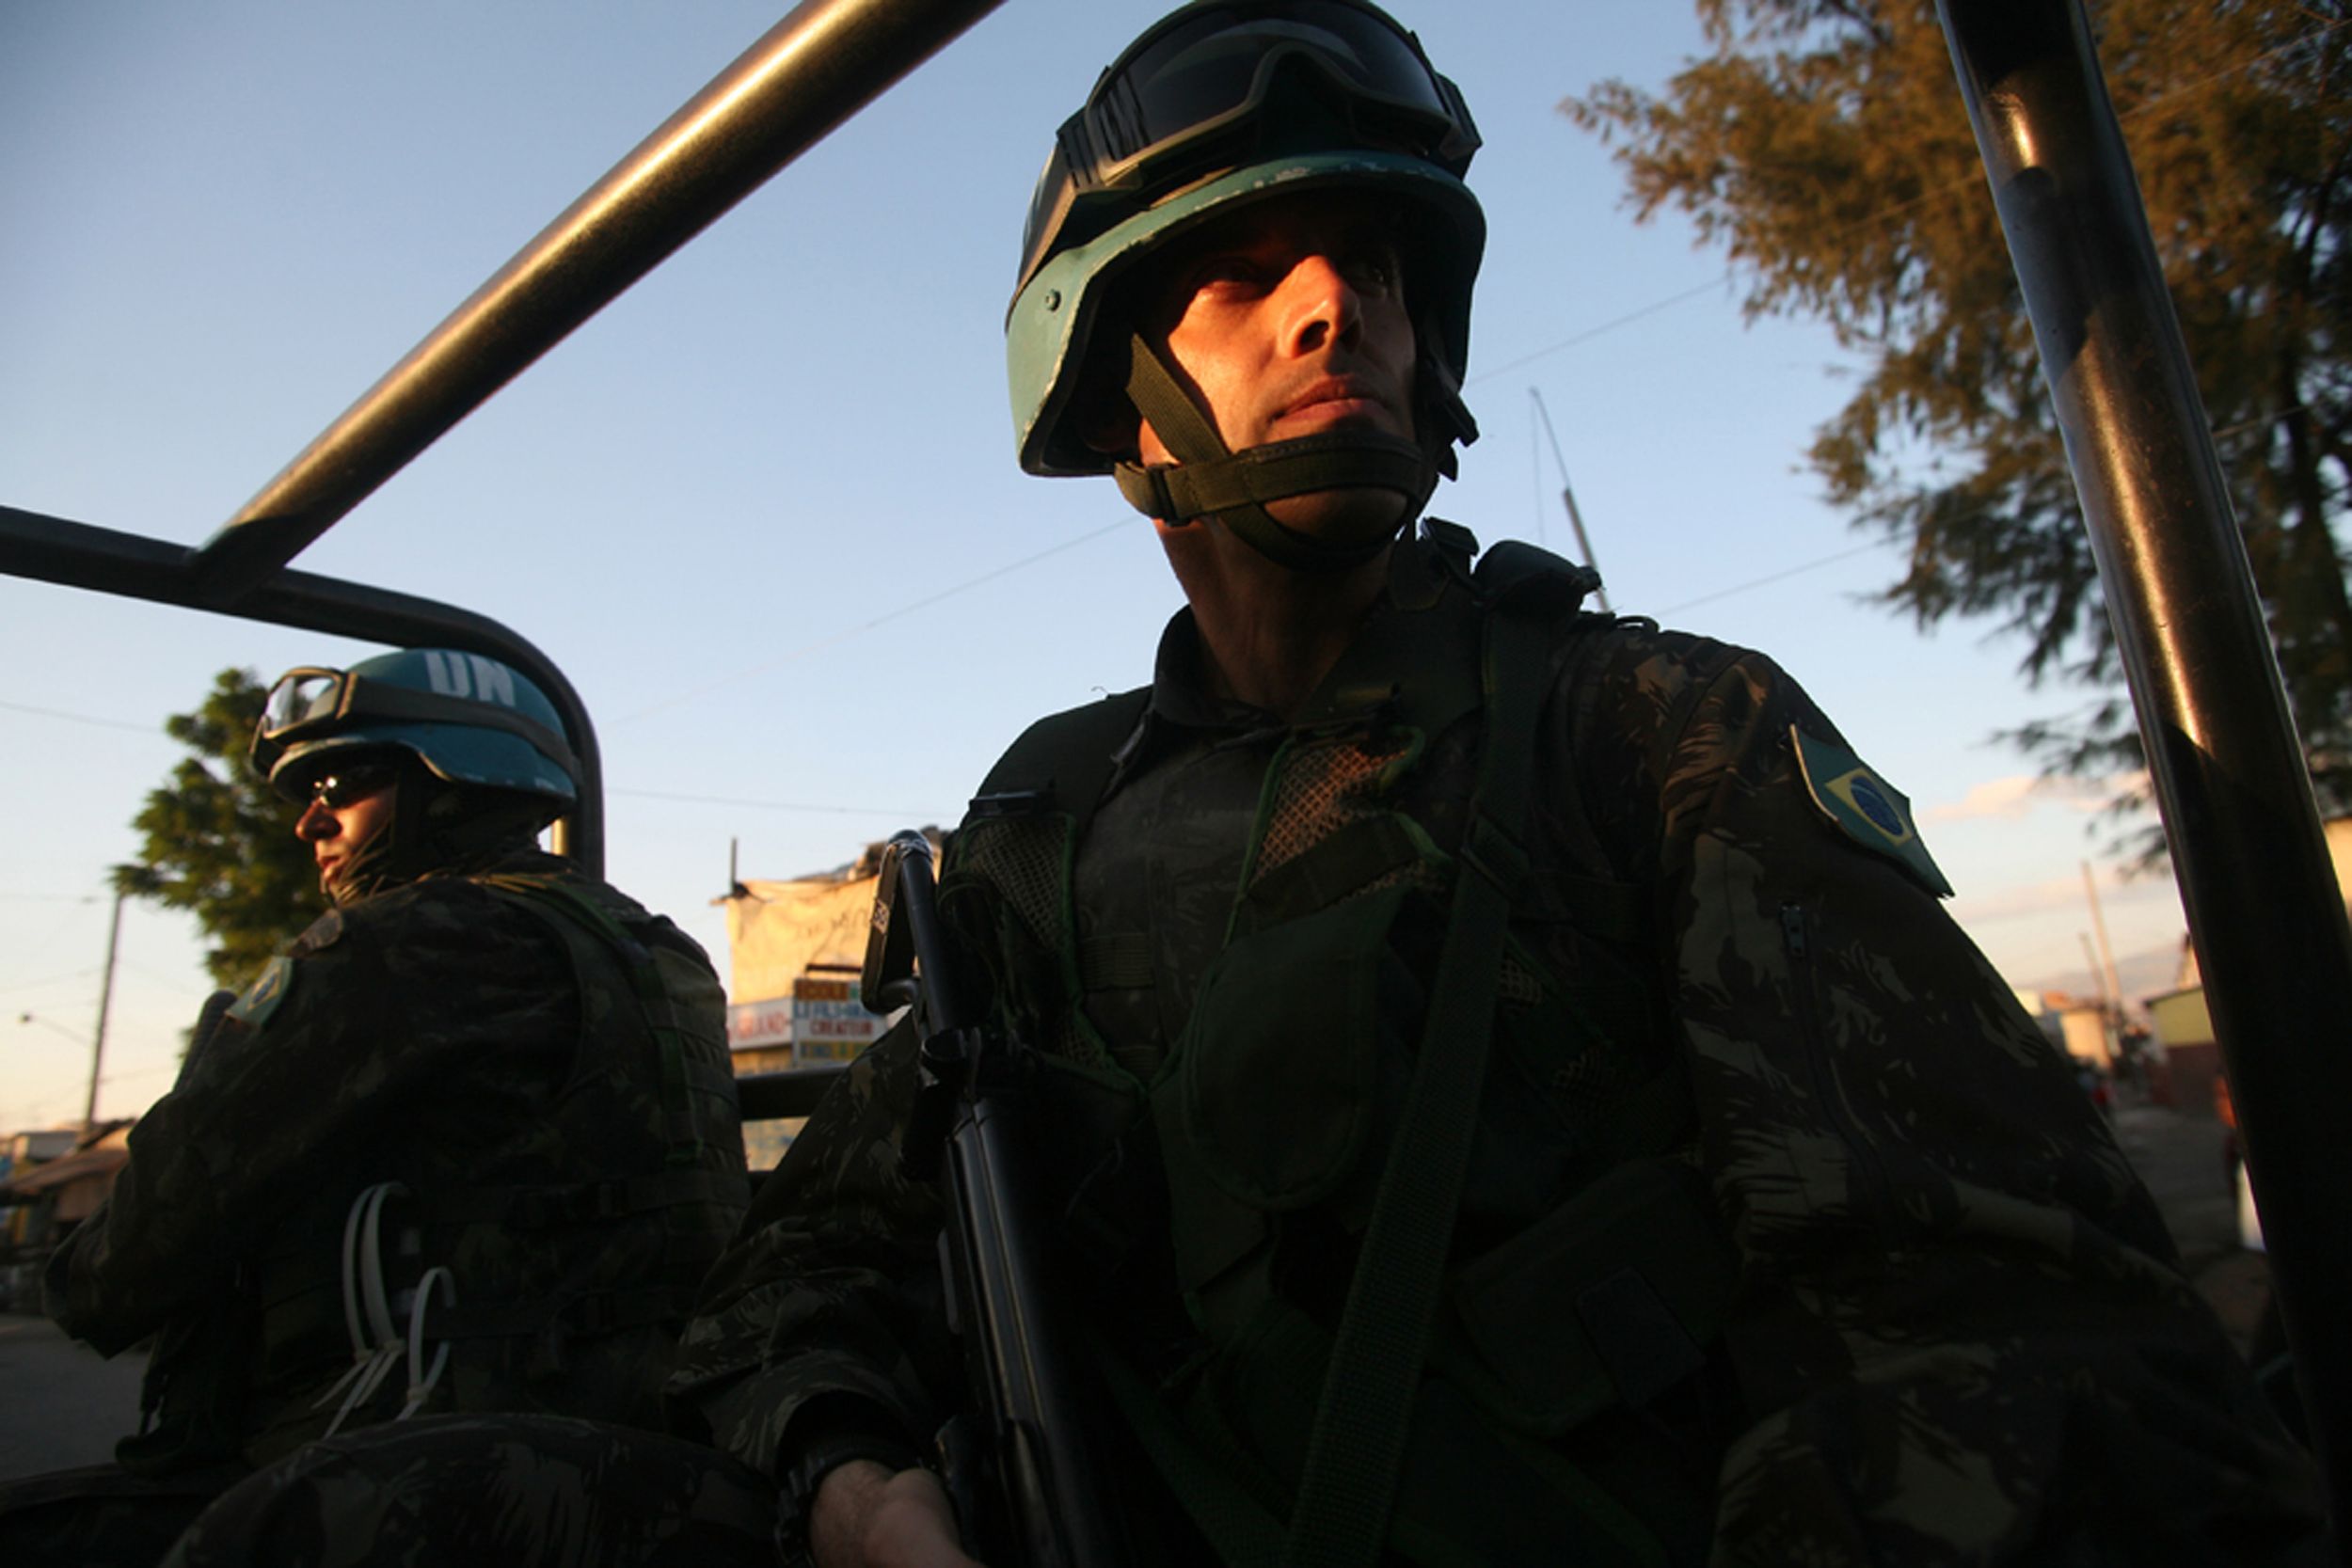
[1567,0,2352,857]
[121,668,325,990]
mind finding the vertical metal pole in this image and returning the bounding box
[2076,933,2108,1010]
[1531,388,1613,612]
[2080,860,2123,1030]
[1939,0,2352,1524]
[85,885,125,1131]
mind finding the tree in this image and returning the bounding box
[123,668,325,989]
[1566,0,2352,855]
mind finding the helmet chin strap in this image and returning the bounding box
[1113,333,1442,573]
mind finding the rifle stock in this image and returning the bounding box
[865,830,1131,1567]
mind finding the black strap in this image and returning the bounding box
[1116,334,1437,574]
[421,1282,702,1341]
[969,686,1153,837]
[480,872,726,1165]
[1281,581,1554,1568]
[405,1168,744,1228]
[339,675,581,780]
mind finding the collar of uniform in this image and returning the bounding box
[1147,606,1271,733]
[1144,534,1462,730]
[1287,536,1484,738]
[1111,608,1288,805]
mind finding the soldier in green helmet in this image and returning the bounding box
[0,649,749,1566]
[670,3,2327,1565]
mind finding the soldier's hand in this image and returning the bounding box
[810,1459,981,1568]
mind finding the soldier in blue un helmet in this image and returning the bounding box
[0,649,750,1567]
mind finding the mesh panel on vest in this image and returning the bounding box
[1249,735,1438,903]
[1544,1022,1654,1128]
[950,816,1112,1071]
[958,817,1062,948]
[1495,953,1544,1014]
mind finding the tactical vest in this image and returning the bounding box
[120,870,748,1473]
[937,530,1743,1567]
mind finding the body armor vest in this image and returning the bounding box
[937,531,1744,1565]
[122,870,747,1472]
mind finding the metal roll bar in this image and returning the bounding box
[187,0,1005,609]
[0,503,607,872]
[7,0,2339,1529]
[4,0,1005,872]
[1940,0,2352,1528]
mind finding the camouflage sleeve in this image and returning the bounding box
[1580,631,2323,1562]
[667,1015,959,1478]
[46,885,573,1355]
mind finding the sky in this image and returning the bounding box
[0,0,2202,1133]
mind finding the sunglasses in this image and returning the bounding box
[310,765,399,811]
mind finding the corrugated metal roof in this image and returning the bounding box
[0,1144,127,1198]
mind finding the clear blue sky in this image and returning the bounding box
[0,0,2191,1132]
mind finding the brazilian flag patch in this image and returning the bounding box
[1790,726,1953,898]
[226,955,294,1030]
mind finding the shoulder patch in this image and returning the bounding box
[1789,725,1954,898]
[287,908,345,957]
[226,955,295,1029]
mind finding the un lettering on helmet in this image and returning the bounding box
[423,650,522,710]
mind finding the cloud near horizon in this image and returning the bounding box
[1947,866,2182,925]
[1922,771,2148,825]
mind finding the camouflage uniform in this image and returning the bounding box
[674,530,2325,1564]
[0,846,748,1566]
[158,1414,777,1568]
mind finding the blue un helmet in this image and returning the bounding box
[252,648,580,812]
[1007,0,1485,571]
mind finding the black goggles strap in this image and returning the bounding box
[1074,1,1472,185]
[262,678,580,783]
[1115,332,1432,573]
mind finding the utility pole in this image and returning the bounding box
[2080,860,2124,1026]
[85,882,126,1132]
[2077,933,2108,1011]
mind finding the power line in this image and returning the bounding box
[610,787,955,819]
[0,697,154,735]
[612,522,1128,723]
[1470,278,1733,387]
[0,968,102,999]
[119,959,215,1000]
[1639,393,2313,618]
[101,1061,183,1085]
[1657,540,1892,617]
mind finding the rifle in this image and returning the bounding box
[863,829,1132,1568]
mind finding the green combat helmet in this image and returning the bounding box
[1007,0,1485,571]
[252,648,580,813]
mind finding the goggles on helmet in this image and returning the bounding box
[1015,0,1479,302]
[251,665,579,784]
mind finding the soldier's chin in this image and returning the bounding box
[1262,486,1410,551]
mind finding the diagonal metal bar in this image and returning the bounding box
[187,0,1006,608]
[1939,0,2352,1530]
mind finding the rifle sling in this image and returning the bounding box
[1280,579,1551,1568]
